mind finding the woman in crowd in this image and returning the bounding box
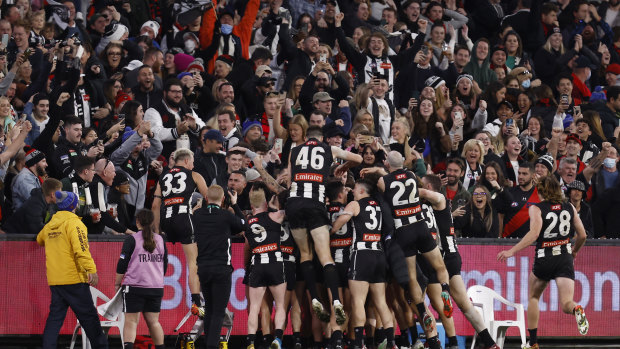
[503,31,526,70]
[533,27,576,87]
[272,113,308,168]
[287,76,305,116]
[480,81,506,122]
[460,139,485,191]
[115,209,167,349]
[413,98,451,168]
[454,184,499,238]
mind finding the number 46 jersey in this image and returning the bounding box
[159,166,197,219]
[535,202,575,258]
[289,139,333,204]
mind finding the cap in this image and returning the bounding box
[497,99,514,111]
[565,133,582,146]
[112,171,129,187]
[425,76,445,89]
[177,71,192,80]
[245,168,261,182]
[257,76,276,87]
[242,119,263,136]
[536,154,554,173]
[491,44,507,56]
[323,122,345,138]
[547,26,561,38]
[186,58,205,72]
[313,91,335,103]
[55,191,79,212]
[141,20,160,35]
[255,65,272,77]
[575,55,596,69]
[203,129,226,143]
[566,180,586,193]
[607,63,620,75]
[24,145,45,167]
[123,60,143,71]
[216,54,234,67]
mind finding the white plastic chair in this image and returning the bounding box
[467,285,526,349]
[70,286,125,349]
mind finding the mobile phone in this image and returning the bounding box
[19,113,27,122]
[1,34,8,47]
[360,135,374,144]
[58,120,64,128]
[75,45,84,59]
[573,105,581,115]
[320,53,327,63]
[560,94,569,105]
[117,113,125,120]
[23,48,32,58]
[421,45,429,55]
[506,118,514,127]
[274,138,283,154]
[97,140,104,146]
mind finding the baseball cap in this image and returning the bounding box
[203,129,226,143]
[565,133,582,146]
[313,91,335,103]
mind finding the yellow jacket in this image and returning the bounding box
[37,210,97,285]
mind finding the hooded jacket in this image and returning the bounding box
[464,39,497,91]
[37,210,97,286]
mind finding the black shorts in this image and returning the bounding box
[248,261,286,287]
[335,261,350,288]
[284,261,296,291]
[418,252,462,284]
[162,214,194,244]
[348,250,387,283]
[122,287,163,313]
[394,222,437,257]
[532,254,575,281]
[286,198,330,231]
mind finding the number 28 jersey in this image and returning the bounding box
[289,139,333,204]
[535,202,575,258]
[382,169,423,229]
[159,166,197,219]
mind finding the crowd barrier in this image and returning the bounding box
[1,237,619,337]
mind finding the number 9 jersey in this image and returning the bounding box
[535,202,575,258]
[159,166,198,219]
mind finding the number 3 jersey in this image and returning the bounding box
[289,139,333,204]
[382,169,424,229]
[159,166,197,219]
[246,212,283,265]
[535,202,575,258]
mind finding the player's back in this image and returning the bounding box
[535,201,575,258]
[247,212,283,265]
[289,139,333,204]
[159,166,197,219]
[351,197,383,251]
[382,169,423,229]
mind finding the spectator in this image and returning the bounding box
[12,145,47,210]
[499,162,541,238]
[460,139,485,190]
[107,171,134,231]
[591,144,620,199]
[131,65,164,111]
[454,184,499,238]
[440,157,471,209]
[5,177,61,234]
[51,116,102,179]
[566,180,594,238]
[23,93,50,145]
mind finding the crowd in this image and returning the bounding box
[14,0,615,348]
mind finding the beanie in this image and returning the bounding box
[24,146,45,168]
[55,191,79,211]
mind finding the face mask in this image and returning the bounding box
[521,79,531,89]
[604,157,616,168]
[586,70,592,81]
[221,24,233,35]
[184,40,196,53]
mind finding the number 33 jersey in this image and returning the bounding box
[159,166,197,219]
[535,202,575,258]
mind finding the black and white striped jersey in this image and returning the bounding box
[280,220,296,263]
[382,169,424,229]
[246,212,283,265]
[289,138,333,204]
[351,197,383,251]
[535,202,575,258]
[159,166,197,219]
[328,202,353,264]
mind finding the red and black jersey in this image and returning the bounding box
[159,166,197,219]
[535,202,575,258]
[289,138,333,204]
[328,202,353,264]
[246,212,282,265]
[382,169,423,229]
[351,197,384,251]
[501,186,541,238]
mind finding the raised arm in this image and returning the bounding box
[330,201,359,234]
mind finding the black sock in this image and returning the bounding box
[477,329,495,347]
[274,329,283,340]
[386,327,395,346]
[427,335,441,349]
[264,333,274,344]
[375,328,385,343]
[416,302,427,318]
[123,343,133,349]
[399,328,411,346]
[301,261,320,300]
[410,325,418,341]
[447,335,458,346]
[322,263,341,302]
[155,346,164,349]
[313,341,322,349]
[529,328,538,345]
[331,330,343,346]
[354,327,364,346]
[293,331,301,343]
[191,293,201,306]
[441,283,450,293]
[247,334,256,345]
[367,336,374,346]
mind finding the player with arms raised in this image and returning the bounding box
[498,176,588,349]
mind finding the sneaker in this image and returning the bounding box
[377,339,387,349]
[574,305,589,335]
[294,340,303,349]
[422,313,434,332]
[413,339,424,349]
[312,298,331,323]
[522,343,538,349]
[441,291,453,318]
[191,303,204,319]
[334,300,347,325]
[270,338,282,349]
